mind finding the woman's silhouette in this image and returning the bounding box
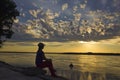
[35,42,57,77]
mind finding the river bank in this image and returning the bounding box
[0,61,68,80]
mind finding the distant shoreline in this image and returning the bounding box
[0,51,120,56]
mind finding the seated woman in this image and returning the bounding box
[35,42,57,77]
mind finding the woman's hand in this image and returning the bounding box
[46,59,52,61]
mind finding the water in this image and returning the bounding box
[0,53,120,80]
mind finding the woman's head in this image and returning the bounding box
[38,42,45,49]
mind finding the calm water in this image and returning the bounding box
[0,53,120,77]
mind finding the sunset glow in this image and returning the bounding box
[0,0,120,53]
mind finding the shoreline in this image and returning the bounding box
[0,61,68,80]
[0,61,120,80]
[0,51,120,56]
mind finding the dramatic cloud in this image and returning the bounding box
[62,3,68,11]
[12,0,120,42]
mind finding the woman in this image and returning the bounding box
[35,42,57,77]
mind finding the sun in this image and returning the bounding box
[78,41,97,44]
[78,41,88,43]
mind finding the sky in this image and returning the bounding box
[0,0,120,53]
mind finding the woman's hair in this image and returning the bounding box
[38,42,45,49]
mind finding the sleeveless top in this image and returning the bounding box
[35,50,44,65]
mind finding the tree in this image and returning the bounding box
[0,0,19,47]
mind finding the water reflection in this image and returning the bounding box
[76,55,120,74]
[56,70,120,80]
[78,55,98,71]
[0,53,120,79]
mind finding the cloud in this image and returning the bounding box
[11,18,120,42]
[4,41,36,46]
[12,0,120,42]
[16,42,35,46]
[62,3,68,11]
[99,37,120,44]
[101,0,107,5]
[29,9,41,18]
[80,4,86,9]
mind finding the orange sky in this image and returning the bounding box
[0,37,120,53]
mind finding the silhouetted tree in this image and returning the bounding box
[0,0,19,47]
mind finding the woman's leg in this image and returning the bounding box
[36,60,57,77]
[46,60,57,76]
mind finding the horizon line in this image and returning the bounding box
[0,51,120,55]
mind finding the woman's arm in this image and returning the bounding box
[42,52,47,60]
[42,52,52,61]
